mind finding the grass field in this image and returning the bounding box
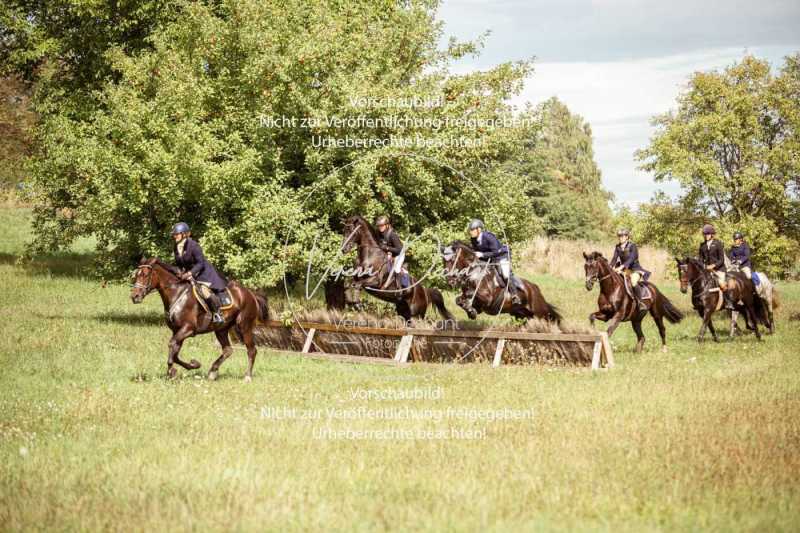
[1,207,799,531]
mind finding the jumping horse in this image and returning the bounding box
[340,216,454,322]
[584,251,683,352]
[131,258,269,381]
[441,241,562,323]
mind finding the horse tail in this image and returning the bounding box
[657,290,684,324]
[771,286,780,310]
[251,290,270,322]
[546,303,563,325]
[427,287,454,321]
[751,291,771,327]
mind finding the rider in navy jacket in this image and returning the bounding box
[171,222,227,323]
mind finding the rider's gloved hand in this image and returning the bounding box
[474,252,484,258]
[179,272,192,281]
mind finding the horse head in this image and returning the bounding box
[441,241,474,288]
[676,257,703,294]
[341,215,375,254]
[583,251,608,291]
[131,258,159,303]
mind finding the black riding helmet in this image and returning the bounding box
[733,231,744,240]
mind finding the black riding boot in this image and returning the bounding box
[723,289,736,311]
[508,276,522,305]
[633,284,647,311]
[208,292,225,324]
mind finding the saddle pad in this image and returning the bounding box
[192,285,234,313]
[623,277,652,300]
[752,271,761,285]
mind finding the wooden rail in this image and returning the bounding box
[256,320,614,370]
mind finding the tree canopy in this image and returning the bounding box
[633,54,800,276]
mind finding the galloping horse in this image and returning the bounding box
[584,252,683,351]
[340,216,453,322]
[131,258,269,381]
[441,241,562,323]
[676,257,769,342]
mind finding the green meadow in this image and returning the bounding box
[1,207,798,531]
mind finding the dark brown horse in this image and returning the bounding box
[130,258,269,381]
[340,216,454,322]
[676,257,769,342]
[584,251,683,351]
[675,257,724,342]
[441,241,562,323]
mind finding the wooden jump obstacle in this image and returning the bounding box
[254,320,614,370]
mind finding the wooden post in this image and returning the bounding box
[302,328,316,354]
[591,340,602,370]
[492,338,506,368]
[394,334,413,363]
[599,332,614,368]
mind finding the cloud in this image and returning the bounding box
[439,0,800,63]
[508,45,798,206]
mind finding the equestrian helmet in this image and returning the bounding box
[375,215,390,227]
[468,219,484,231]
[702,224,715,235]
[171,222,190,235]
[733,231,744,240]
[616,228,631,237]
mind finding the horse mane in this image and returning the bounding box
[586,251,606,262]
[448,240,476,256]
[347,215,381,243]
[142,257,178,279]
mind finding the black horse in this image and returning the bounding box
[441,241,561,323]
[340,216,453,322]
[584,252,683,352]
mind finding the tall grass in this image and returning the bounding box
[517,236,674,282]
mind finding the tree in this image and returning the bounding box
[21,0,535,286]
[635,54,800,276]
[501,97,613,240]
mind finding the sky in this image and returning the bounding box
[437,0,800,207]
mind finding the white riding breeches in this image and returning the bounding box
[498,257,511,280]
[392,252,405,274]
[742,266,751,279]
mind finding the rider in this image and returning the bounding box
[468,219,523,305]
[699,223,734,311]
[728,231,759,292]
[610,228,650,310]
[171,222,227,324]
[375,215,410,292]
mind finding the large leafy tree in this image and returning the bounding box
[17,0,536,286]
[501,97,613,240]
[635,54,800,276]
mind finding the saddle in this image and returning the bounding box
[192,283,234,313]
[623,276,651,300]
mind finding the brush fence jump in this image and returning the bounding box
[254,320,614,369]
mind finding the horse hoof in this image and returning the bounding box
[168,367,178,379]
[243,375,252,383]
[208,370,218,381]
[190,359,201,369]
[661,346,668,353]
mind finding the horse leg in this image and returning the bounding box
[589,311,606,328]
[167,326,198,378]
[208,328,234,381]
[744,305,761,341]
[605,314,623,338]
[730,310,738,338]
[650,310,667,352]
[238,324,258,382]
[632,317,646,353]
[698,309,715,343]
[707,316,719,343]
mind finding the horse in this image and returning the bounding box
[727,261,778,335]
[584,251,683,352]
[130,258,269,381]
[440,241,562,323]
[340,216,454,322]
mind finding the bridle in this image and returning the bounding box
[586,258,614,285]
[132,264,154,293]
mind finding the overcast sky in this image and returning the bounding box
[438,0,800,207]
